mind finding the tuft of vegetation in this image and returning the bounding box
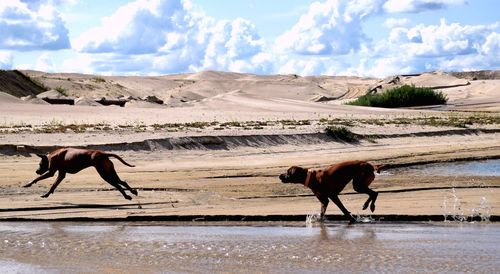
[92,77,106,83]
[325,126,360,143]
[54,86,68,96]
[347,85,447,108]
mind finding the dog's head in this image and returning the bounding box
[35,153,49,175]
[279,166,308,184]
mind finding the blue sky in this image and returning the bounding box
[0,0,498,77]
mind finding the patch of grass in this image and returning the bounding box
[319,118,355,127]
[347,85,447,108]
[325,126,360,143]
[280,119,310,126]
[152,123,165,130]
[66,124,88,133]
[221,121,242,127]
[185,122,210,129]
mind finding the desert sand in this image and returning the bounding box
[0,70,499,221]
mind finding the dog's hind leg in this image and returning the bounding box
[41,171,66,198]
[107,168,137,196]
[95,161,132,200]
[117,180,138,196]
[359,189,378,212]
[353,175,378,212]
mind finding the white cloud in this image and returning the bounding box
[271,0,498,77]
[0,0,70,50]
[0,51,13,69]
[383,0,465,13]
[384,17,410,28]
[35,53,56,72]
[274,0,383,56]
[73,0,269,75]
[481,32,499,56]
[386,19,499,58]
[277,58,326,76]
[60,53,94,74]
[196,18,266,72]
[11,0,495,78]
[355,19,500,77]
[75,0,192,54]
[274,0,471,58]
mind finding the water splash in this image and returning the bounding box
[470,196,491,222]
[442,186,466,222]
[442,181,492,222]
[354,215,375,223]
[305,212,322,227]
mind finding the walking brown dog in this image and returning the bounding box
[279,160,386,223]
[24,148,138,200]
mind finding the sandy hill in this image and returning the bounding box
[18,70,377,107]
[0,69,497,112]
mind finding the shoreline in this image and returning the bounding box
[1,214,498,223]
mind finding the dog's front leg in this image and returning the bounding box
[315,194,329,221]
[41,172,66,198]
[329,194,356,223]
[24,171,55,188]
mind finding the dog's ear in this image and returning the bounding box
[36,153,46,159]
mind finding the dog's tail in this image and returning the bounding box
[372,164,388,174]
[106,154,135,167]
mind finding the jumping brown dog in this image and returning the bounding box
[24,148,138,200]
[279,160,386,223]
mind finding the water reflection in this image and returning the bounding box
[0,222,498,273]
[395,159,500,176]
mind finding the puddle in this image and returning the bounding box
[0,222,499,273]
[392,159,500,176]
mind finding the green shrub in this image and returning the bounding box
[347,85,447,108]
[325,126,359,143]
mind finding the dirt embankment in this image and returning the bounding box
[0,70,46,97]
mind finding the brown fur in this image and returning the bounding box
[279,160,386,223]
[24,148,137,200]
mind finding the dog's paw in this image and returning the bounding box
[124,195,132,200]
[23,184,32,188]
[130,189,138,196]
[370,203,376,212]
[41,194,50,198]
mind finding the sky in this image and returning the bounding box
[0,0,498,77]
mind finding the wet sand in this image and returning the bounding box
[1,222,499,273]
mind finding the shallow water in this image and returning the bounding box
[394,159,500,176]
[0,222,499,273]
